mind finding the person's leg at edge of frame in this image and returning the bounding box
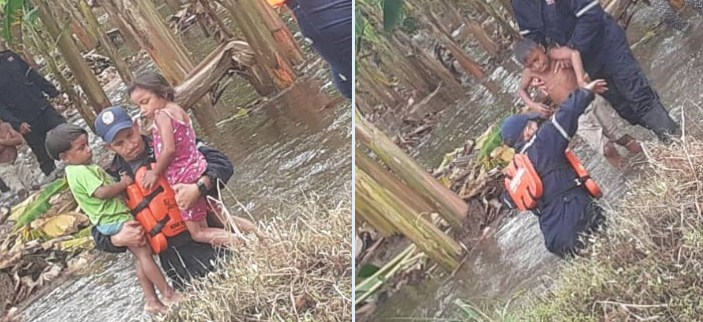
[27,107,66,177]
[0,161,28,198]
[289,0,352,99]
[600,40,679,141]
[130,245,182,306]
[134,259,166,314]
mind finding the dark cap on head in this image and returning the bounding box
[500,112,542,148]
[513,38,539,65]
[45,124,88,160]
[95,106,134,143]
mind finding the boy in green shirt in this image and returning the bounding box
[45,124,181,313]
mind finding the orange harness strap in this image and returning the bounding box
[124,164,187,254]
[503,150,603,211]
[564,149,603,198]
[503,154,544,211]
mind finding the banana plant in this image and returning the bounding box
[0,0,38,46]
[355,0,404,54]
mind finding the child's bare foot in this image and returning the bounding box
[603,143,625,169]
[144,299,167,314]
[625,140,642,154]
[161,291,184,307]
[616,135,643,154]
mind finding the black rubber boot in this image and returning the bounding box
[638,105,680,142]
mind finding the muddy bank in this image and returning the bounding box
[369,6,703,321]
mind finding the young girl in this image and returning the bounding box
[45,124,181,314]
[128,72,242,246]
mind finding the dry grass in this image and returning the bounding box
[163,197,352,322]
[520,138,703,321]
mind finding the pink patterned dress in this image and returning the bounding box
[152,109,208,221]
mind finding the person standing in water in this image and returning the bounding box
[129,72,243,247]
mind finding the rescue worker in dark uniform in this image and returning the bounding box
[501,79,607,258]
[90,107,236,289]
[0,49,66,176]
[286,0,352,99]
[511,0,679,141]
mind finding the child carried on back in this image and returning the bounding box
[45,124,181,314]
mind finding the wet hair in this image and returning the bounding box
[513,38,540,65]
[128,72,175,101]
[45,124,88,160]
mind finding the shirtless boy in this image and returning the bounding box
[0,120,28,198]
[514,39,642,168]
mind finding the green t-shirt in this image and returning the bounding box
[65,164,132,227]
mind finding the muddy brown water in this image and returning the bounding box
[19,17,351,322]
[372,8,703,321]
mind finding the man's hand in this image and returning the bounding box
[584,79,608,94]
[172,183,201,210]
[110,221,146,248]
[18,123,31,134]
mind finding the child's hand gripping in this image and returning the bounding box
[583,79,608,94]
[142,170,159,190]
[120,172,134,186]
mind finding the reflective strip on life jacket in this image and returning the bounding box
[124,164,187,254]
[550,114,572,141]
[575,0,600,18]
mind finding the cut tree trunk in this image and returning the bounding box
[26,25,91,126]
[425,9,485,78]
[37,0,112,129]
[118,0,194,84]
[100,0,140,51]
[199,0,234,42]
[79,0,134,85]
[255,0,304,65]
[356,168,463,271]
[355,108,468,228]
[174,40,256,108]
[467,19,499,58]
[221,0,296,92]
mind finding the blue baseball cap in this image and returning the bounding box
[500,112,542,148]
[95,106,134,143]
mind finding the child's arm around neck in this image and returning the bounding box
[93,172,132,199]
[151,109,176,176]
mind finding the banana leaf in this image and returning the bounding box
[382,0,403,32]
[13,178,69,229]
[2,0,25,45]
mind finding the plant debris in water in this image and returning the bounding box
[519,138,703,321]
[165,198,352,322]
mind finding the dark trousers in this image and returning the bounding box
[24,108,66,176]
[592,22,679,140]
[288,0,353,99]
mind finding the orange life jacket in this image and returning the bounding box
[124,164,186,254]
[266,0,287,8]
[503,149,602,211]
